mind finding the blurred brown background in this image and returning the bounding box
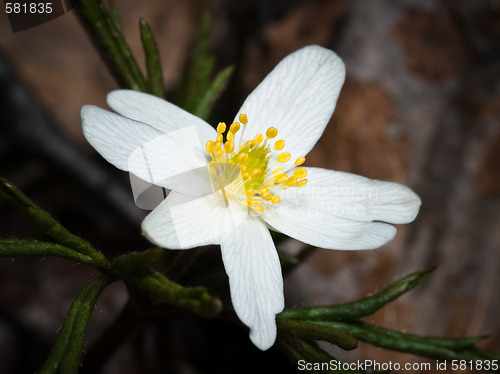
[0,0,499,373]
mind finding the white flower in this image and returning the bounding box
[81,45,421,350]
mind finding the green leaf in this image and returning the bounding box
[0,239,105,267]
[278,268,435,321]
[140,18,164,98]
[174,13,233,119]
[76,0,147,91]
[39,276,110,374]
[278,319,358,351]
[192,65,234,120]
[111,248,221,318]
[315,321,500,367]
[0,178,107,267]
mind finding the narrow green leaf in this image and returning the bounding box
[278,268,435,321]
[140,19,164,98]
[0,239,105,267]
[174,12,232,119]
[315,321,500,366]
[193,65,234,119]
[0,178,107,267]
[76,0,147,91]
[278,319,358,351]
[111,248,221,318]
[107,3,122,33]
[39,276,110,374]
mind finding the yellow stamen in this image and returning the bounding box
[295,156,306,166]
[254,133,264,143]
[285,176,297,186]
[239,114,248,124]
[206,140,214,154]
[217,122,226,134]
[296,179,308,187]
[266,127,278,139]
[277,152,291,163]
[224,141,235,153]
[293,168,307,178]
[230,122,241,133]
[204,113,307,213]
[274,139,285,150]
[275,174,287,183]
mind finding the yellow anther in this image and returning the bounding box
[254,133,264,143]
[217,122,226,134]
[262,192,273,200]
[224,141,235,153]
[216,134,223,143]
[257,187,269,195]
[227,159,235,164]
[274,139,285,150]
[277,152,291,163]
[295,156,306,166]
[244,140,255,148]
[239,114,248,124]
[251,168,262,178]
[253,205,264,212]
[243,173,250,180]
[230,122,241,133]
[285,176,297,186]
[296,178,308,187]
[248,199,260,205]
[227,131,235,142]
[293,168,308,178]
[240,165,247,172]
[214,141,222,151]
[246,189,255,197]
[272,168,283,175]
[275,174,287,184]
[206,140,214,154]
[266,127,278,139]
[237,152,248,163]
[271,196,281,204]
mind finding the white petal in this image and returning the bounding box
[219,218,284,350]
[142,191,248,249]
[262,202,398,251]
[234,45,345,169]
[82,105,162,171]
[107,90,217,144]
[127,125,212,195]
[276,167,421,224]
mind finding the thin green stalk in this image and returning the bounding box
[278,268,435,321]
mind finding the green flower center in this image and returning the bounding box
[205,114,308,212]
